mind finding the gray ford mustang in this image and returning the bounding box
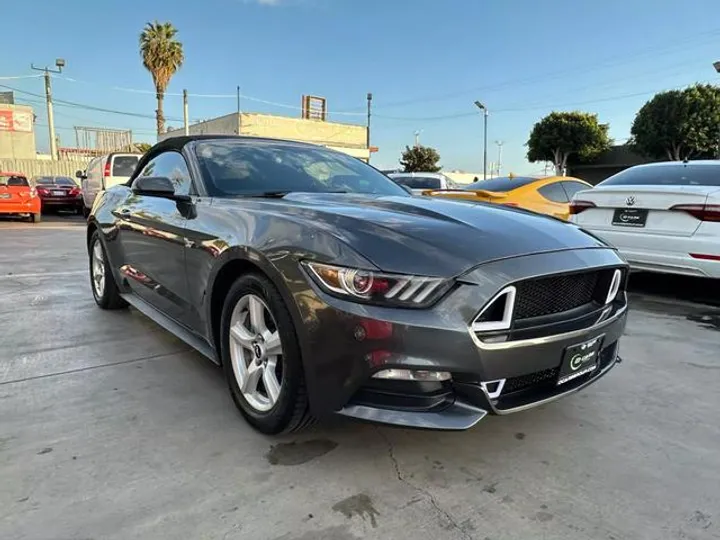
[87,135,628,434]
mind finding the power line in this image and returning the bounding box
[0,83,191,123]
[54,75,367,117]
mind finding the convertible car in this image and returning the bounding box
[87,135,628,434]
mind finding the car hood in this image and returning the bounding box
[216,193,611,277]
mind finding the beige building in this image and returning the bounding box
[0,104,37,159]
[162,112,369,161]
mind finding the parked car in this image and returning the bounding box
[387,172,461,195]
[570,160,720,279]
[78,152,142,217]
[34,176,83,214]
[87,135,628,434]
[423,175,593,221]
[0,171,41,223]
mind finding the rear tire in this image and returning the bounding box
[220,274,312,434]
[29,212,41,223]
[89,231,127,310]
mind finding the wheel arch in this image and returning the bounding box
[206,249,306,365]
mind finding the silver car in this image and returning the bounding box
[388,172,461,195]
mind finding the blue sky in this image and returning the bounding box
[2,0,719,173]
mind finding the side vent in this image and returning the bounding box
[471,286,516,333]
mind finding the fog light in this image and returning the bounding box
[372,369,451,381]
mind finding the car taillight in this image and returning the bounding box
[69,187,81,196]
[670,204,720,222]
[569,200,596,215]
[104,161,111,177]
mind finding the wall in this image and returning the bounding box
[0,104,37,159]
[240,113,367,150]
[0,158,91,179]
[159,113,240,141]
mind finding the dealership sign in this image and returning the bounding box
[0,110,33,132]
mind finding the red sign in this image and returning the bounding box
[0,109,33,132]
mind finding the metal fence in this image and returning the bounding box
[0,158,91,178]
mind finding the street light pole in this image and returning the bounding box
[31,58,65,161]
[713,61,720,159]
[495,140,504,176]
[474,101,489,180]
[366,92,373,164]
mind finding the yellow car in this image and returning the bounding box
[423,175,592,221]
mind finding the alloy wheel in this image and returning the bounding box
[229,294,284,412]
[91,241,105,298]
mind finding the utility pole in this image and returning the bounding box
[495,140,504,176]
[31,58,65,160]
[236,86,241,134]
[414,130,423,147]
[183,89,189,135]
[474,101,489,180]
[366,92,373,163]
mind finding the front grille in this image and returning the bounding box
[501,342,618,396]
[514,271,599,320]
[504,367,559,394]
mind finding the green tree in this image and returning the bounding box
[400,145,442,172]
[527,111,611,175]
[139,21,184,137]
[133,142,152,153]
[630,84,720,161]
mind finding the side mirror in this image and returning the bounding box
[76,170,85,179]
[132,176,189,201]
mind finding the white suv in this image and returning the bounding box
[388,172,460,195]
[77,153,141,216]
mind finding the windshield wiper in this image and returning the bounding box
[244,190,349,199]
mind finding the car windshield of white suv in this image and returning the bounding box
[600,165,720,186]
[195,140,409,197]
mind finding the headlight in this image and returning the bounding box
[302,261,452,308]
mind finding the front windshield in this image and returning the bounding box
[194,140,409,198]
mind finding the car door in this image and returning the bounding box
[116,150,196,325]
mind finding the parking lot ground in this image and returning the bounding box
[1,218,719,540]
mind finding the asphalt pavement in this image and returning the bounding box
[1,215,719,540]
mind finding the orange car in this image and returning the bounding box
[0,171,42,223]
[423,175,592,221]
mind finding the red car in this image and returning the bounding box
[0,171,42,223]
[34,176,84,214]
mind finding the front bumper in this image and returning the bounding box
[293,248,628,430]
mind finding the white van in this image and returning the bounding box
[77,153,141,216]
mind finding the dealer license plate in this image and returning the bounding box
[0,193,10,199]
[612,208,648,227]
[557,336,603,386]
[52,190,65,196]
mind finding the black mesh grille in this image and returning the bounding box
[503,367,559,394]
[514,272,599,320]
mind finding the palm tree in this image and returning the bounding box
[139,21,184,137]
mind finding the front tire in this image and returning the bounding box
[220,274,312,434]
[89,231,127,310]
